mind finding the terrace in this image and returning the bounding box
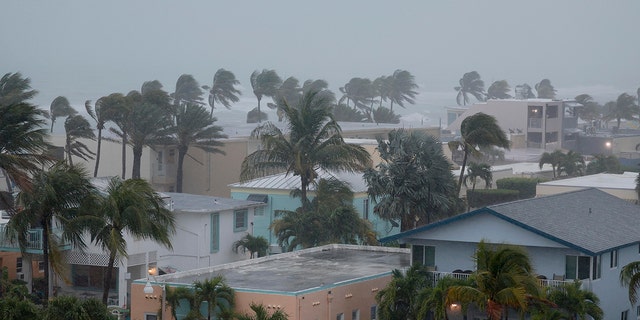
[0,224,70,253]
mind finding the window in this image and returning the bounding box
[565,255,590,280]
[210,213,219,252]
[234,209,248,232]
[145,314,158,320]
[157,151,163,171]
[16,257,22,273]
[546,105,558,118]
[621,309,628,320]
[167,149,175,163]
[363,199,369,220]
[38,261,45,273]
[636,305,640,318]
[352,309,360,320]
[611,250,618,268]
[412,245,435,268]
[370,306,377,320]
[337,312,344,320]
[254,206,264,216]
[592,255,601,280]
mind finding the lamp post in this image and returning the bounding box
[144,277,166,320]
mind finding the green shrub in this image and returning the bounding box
[495,177,543,199]
[467,189,520,208]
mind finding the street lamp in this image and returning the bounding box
[144,277,166,320]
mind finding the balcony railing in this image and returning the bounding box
[427,271,579,289]
[0,224,70,253]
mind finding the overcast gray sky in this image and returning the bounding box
[2,0,639,108]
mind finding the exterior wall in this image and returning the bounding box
[0,252,41,280]
[48,135,152,180]
[446,100,528,136]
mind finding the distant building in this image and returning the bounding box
[537,171,639,203]
[131,244,410,320]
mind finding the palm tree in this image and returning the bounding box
[574,94,601,122]
[535,79,557,99]
[250,69,282,123]
[0,72,38,106]
[271,178,375,251]
[7,163,94,302]
[162,103,227,192]
[447,241,540,320]
[365,129,457,231]
[448,113,509,195]
[621,260,640,305]
[557,150,584,177]
[376,264,432,320]
[125,83,174,179]
[87,177,176,304]
[0,101,51,193]
[487,80,512,99]
[605,93,639,130]
[270,76,301,122]
[232,234,269,258]
[417,276,472,320]
[339,77,375,120]
[515,84,536,99]
[172,74,204,107]
[546,281,603,320]
[49,96,77,133]
[454,71,485,106]
[236,303,288,320]
[86,94,125,177]
[193,276,235,320]
[386,69,418,111]
[63,114,96,166]
[586,154,621,175]
[204,68,241,116]
[538,150,565,179]
[464,162,493,192]
[241,89,371,206]
[0,297,40,320]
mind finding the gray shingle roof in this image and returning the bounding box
[381,188,640,255]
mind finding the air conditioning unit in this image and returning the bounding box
[16,272,24,280]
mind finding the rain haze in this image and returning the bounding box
[2,0,639,125]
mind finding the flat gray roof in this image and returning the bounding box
[139,244,410,295]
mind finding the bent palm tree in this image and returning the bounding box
[557,150,584,177]
[535,79,556,99]
[487,80,512,99]
[605,93,639,130]
[250,69,282,123]
[538,150,564,179]
[448,113,509,194]
[7,163,94,303]
[455,71,485,106]
[87,94,124,177]
[241,89,371,206]
[63,114,96,166]
[205,68,241,116]
[0,72,38,106]
[464,162,492,191]
[49,96,76,133]
[386,69,418,111]
[88,177,175,305]
[172,74,204,107]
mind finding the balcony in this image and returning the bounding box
[0,224,70,253]
[528,118,542,128]
[427,271,580,289]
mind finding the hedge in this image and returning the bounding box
[495,177,543,199]
[467,189,520,208]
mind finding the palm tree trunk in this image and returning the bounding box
[300,176,310,209]
[121,133,127,179]
[176,147,187,193]
[102,250,117,304]
[93,129,102,177]
[66,138,73,166]
[390,100,394,112]
[132,145,143,179]
[210,100,215,117]
[457,148,469,195]
[257,98,262,123]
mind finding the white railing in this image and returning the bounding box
[0,224,69,251]
[428,271,580,289]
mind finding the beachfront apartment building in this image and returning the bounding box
[380,188,640,319]
[447,99,582,151]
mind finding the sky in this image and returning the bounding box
[2,1,639,112]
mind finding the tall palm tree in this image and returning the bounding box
[0,101,51,193]
[86,94,125,177]
[164,103,227,192]
[193,276,235,320]
[605,93,639,130]
[87,177,175,304]
[204,68,241,116]
[487,80,512,99]
[124,83,173,179]
[250,69,282,123]
[63,114,96,166]
[7,163,94,303]
[373,75,389,108]
[546,281,603,320]
[270,76,301,122]
[535,79,557,99]
[49,96,76,133]
[172,74,204,107]
[365,129,457,231]
[236,303,288,320]
[454,71,485,106]
[386,69,419,111]
[448,113,509,194]
[464,162,492,192]
[0,72,38,106]
[538,150,565,179]
[232,234,268,258]
[447,241,540,320]
[241,89,371,206]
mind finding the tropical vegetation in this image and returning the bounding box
[232,234,269,258]
[454,71,485,106]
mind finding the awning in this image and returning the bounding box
[247,194,268,203]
